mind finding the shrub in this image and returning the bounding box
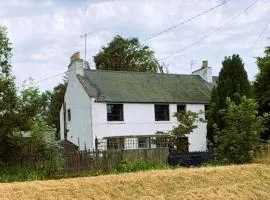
[110,160,170,173]
[0,166,44,182]
[215,97,267,164]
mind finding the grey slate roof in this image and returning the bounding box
[77,70,214,104]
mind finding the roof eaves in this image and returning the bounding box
[76,74,99,98]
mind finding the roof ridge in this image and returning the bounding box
[87,69,202,77]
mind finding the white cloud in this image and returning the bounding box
[0,0,269,91]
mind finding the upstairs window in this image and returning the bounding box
[67,109,71,121]
[155,104,169,121]
[177,105,186,113]
[107,104,124,121]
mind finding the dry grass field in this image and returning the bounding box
[0,164,270,200]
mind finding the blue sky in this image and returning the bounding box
[1,0,270,91]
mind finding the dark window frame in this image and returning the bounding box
[138,137,150,149]
[67,109,71,121]
[107,104,124,121]
[177,104,186,113]
[154,104,170,121]
[107,137,125,150]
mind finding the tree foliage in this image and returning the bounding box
[207,54,251,149]
[46,82,67,139]
[254,46,270,141]
[0,26,19,163]
[16,86,51,131]
[94,35,163,72]
[215,97,266,164]
[168,110,201,152]
[30,120,58,156]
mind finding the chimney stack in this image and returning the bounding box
[192,60,212,83]
[70,52,80,63]
[202,60,208,68]
[68,51,84,76]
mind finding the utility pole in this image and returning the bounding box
[80,31,96,67]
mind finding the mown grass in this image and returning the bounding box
[0,164,269,200]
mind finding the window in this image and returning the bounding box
[177,105,186,112]
[138,137,150,148]
[107,137,125,150]
[155,137,169,148]
[155,104,169,121]
[67,109,71,121]
[107,104,123,121]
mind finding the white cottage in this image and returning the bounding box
[60,52,216,152]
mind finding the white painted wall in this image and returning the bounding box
[60,105,64,140]
[60,57,208,151]
[60,59,93,150]
[91,102,207,151]
[186,104,207,151]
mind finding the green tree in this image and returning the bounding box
[254,46,270,141]
[47,82,67,139]
[94,35,163,72]
[30,120,58,156]
[207,54,251,149]
[215,97,266,164]
[0,26,20,164]
[16,86,51,131]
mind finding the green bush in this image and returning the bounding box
[0,166,44,182]
[109,160,170,173]
[215,97,267,164]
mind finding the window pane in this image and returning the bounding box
[177,105,186,112]
[107,138,118,150]
[156,137,169,148]
[138,137,149,148]
[107,104,123,121]
[67,109,71,121]
[107,138,125,150]
[155,105,169,121]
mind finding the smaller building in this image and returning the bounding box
[60,52,215,152]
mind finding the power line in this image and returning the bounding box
[158,0,259,61]
[18,0,257,88]
[18,68,75,89]
[244,18,270,56]
[141,0,232,42]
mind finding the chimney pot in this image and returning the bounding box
[71,52,80,62]
[202,60,208,68]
